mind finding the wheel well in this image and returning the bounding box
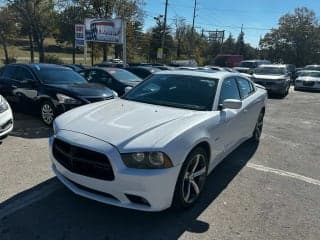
[192,141,211,161]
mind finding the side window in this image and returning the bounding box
[14,67,34,82]
[2,66,16,79]
[236,77,254,99]
[219,77,241,104]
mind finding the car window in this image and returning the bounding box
[2,66,16,78]
[219,78,241,105]
[87,70,109,82]
[236,77,254,99]
[124,74,218,111]
[14,67,34,81]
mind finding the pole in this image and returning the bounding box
[91,42,94,66]
[190,0,197,58]
[123,19,127,68]
[161,0,168,63]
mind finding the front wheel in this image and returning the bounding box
[40,101,56,126]
[172,147,209,210]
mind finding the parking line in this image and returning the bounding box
[247,163,320,186]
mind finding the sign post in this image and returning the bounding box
[84,18,126,65]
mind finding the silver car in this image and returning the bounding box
[295,70,320,91]
[251,64,291,97]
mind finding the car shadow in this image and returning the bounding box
[8,111,52,139]
[0,140,258,240]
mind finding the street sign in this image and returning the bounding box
[75,24,85,47]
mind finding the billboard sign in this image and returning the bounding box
[75,24,85,47]
[85,18,123,44]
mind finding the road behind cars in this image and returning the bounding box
[0,89,319,240]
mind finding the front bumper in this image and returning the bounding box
[49,130,181,212]
[0,107,13,137]
[295,81,320,91]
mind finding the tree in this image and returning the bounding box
[8,0,57,63]
[173,16,187,58]
[222,33,236,54]
[0,7,17,64]
[236,31,245,55]
[260,7,320,66]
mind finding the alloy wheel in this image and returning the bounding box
[41,103,54,125]
[182,153,207,204]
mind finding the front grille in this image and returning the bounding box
[303,81,315,86]
[85,96,114,103]
[53,139,114,181]
[0,119,13,133]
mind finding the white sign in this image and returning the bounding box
[85,18,123,44]
[75,24,85,47]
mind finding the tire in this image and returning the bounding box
[251,110,264,142]
[172,147,209,210]
[40,101,56,126]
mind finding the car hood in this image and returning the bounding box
[297,76,320,82]
[253,74,286,80]
[56,99,198,150]
[45,83,114,97]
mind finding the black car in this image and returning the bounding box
[79,67,142,96]
[125,66,161,79]
[0,64,115,125]
[63,64,87,72]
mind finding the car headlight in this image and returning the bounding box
[56,94,81,104]
[121,152,173,169]
[52,121,58,135]
[112,90,118,98]
[0,96,9,113]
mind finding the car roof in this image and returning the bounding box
[241,60,270,63]
[155,70,238,79]
[8,63,71,71]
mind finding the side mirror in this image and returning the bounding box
[124,86,133,94]
[221,99,242,110]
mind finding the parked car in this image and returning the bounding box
[0,64,116,125]
[79,67,143,96]
[234,60,271,74]
[125,66,161,79]
[63,64,87,72]
[0,95,13,139]
[294,70,320,91]
[50,70,267,211]
[95,62,128,68]
[251,64,291,97]
[304,65,320,71]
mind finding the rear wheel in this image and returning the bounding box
[40,101,56,126]
[172,147,208,210]
[252,111,264,142]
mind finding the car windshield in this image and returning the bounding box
[36,68,87,84]
[297,71,320,77]
[239,62,256,68]
[123,74,218,111]
[304,66,320,71]
[254,67,286,75]
[107,69,142,82]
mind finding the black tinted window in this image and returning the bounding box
[2,66,16,78]
[237,77,253,99]
[219,78,241,104]
[14,67,34,81]
[87,70,109,82]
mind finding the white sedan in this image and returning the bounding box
[50,71,267,211]
[295,70,320,91]
[0,95,13,139]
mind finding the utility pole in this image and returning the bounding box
[190,0,197,58]
[161,0,168,63]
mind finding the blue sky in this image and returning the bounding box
[144,0,320,47]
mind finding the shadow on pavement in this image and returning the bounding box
[9,112,52,139]
[0,140,258,240]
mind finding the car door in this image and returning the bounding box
[0,65,18,102]
[236,77,260,138]
[218,77,244,152]
[11,66,39,107]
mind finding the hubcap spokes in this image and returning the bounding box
[182,154,207,203]
[42,104,54,124]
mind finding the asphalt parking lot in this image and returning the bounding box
[0,88,319,240]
